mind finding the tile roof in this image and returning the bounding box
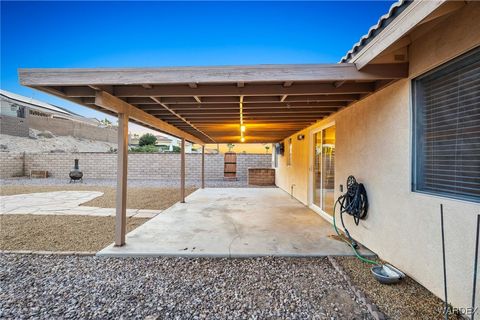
[340,0,412,63]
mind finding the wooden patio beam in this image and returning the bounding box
[44,82,376,98]
[166,119,319,124]
[146,108,339,116]
[149,97,216,143]
[201,146,205,189]
[180,138,186,203]
[83,94,361,105]
[94,91,205,145]
[112,82,376,97]
[115,112,128,246]
[137,102,344,111]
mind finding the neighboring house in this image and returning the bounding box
[129,134,176,151]
[156,135,176,151]
[0,89,116,143]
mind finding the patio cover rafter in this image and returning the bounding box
[94,91,205,144]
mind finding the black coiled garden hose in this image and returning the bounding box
[333,176,369,249]
[339,175,368,224]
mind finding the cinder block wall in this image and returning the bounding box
[0,115,29,137]
[13,152,271,180]
[0,153,25,178]
[248,168,275,185]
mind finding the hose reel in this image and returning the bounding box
[333,176,405,284]
[340,175,369,225]
[333,175,369,249]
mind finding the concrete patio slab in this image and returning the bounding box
[0,191,160,218]
[97,188,374,257]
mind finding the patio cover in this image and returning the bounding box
[19,63,407,144]
[18,63,408,246]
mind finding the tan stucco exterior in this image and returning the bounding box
[275,3,480,310]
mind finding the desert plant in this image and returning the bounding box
[139,133,157,146]
[227,143,235,152]
[265,144,271,154]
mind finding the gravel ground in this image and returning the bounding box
[0,215,148,252]
[0,185,197,210]
[0,254,372,319]
[335,257,462,320]
[0,178,268,188]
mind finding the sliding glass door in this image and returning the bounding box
[311,125,336,216]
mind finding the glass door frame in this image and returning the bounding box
[308,122,335,224]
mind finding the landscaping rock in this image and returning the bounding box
[0,254,373,319]
[37,130,55,138]
[335,256,464,320]
[28,128,38,139]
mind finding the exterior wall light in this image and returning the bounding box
[297,134,305,140]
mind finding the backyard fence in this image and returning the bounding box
[0,152,272,181]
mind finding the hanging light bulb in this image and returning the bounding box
[240,125,246,132]
[241,137,245,142]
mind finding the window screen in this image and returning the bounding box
[413,47,480,202]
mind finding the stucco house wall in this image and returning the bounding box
[275,3,480,310]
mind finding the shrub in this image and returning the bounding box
[158,145,170,152]
[138,133,157,146]
[130,145,159,153]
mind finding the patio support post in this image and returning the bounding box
[115,112,129,246]
[181,138,186,203]
[201,145,205,189]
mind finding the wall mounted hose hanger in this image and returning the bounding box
[332,175,405,284]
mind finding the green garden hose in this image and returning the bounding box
[332,200,377,265]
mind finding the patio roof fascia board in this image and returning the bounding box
[94,91,205,145]
[348,0,446,69]
[18,63,408,87]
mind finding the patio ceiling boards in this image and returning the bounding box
[19,63,408,144]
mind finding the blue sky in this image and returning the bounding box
[1,1,394,133]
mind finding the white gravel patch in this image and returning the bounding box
[0,254,372,319]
